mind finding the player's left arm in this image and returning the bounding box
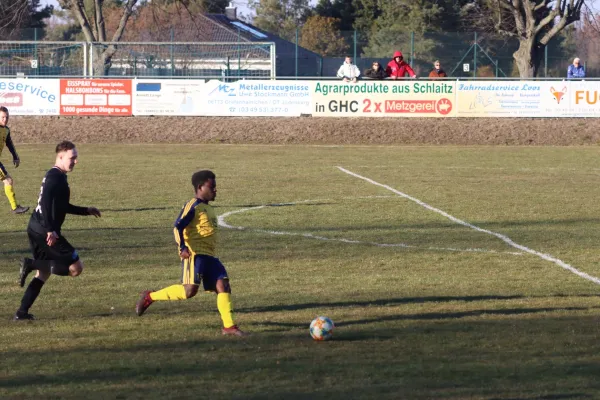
[174,203,195,257]
[67,204,102,217]
[5,131,19,167]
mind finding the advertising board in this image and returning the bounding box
[311,81,456,117]
[60,79,132,116]
[201,80,312,116]
[133,80,205,116]
[0,79,59,115]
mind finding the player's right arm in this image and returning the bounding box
[174,200,196,258]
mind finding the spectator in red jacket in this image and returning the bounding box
[386,51,416,79]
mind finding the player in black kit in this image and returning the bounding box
[14,141,101,321]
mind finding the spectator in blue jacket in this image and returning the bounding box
[567,58,585,78]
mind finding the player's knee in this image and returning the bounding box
[184,285,199,298]
[35,269,51,282]
[216,279,230,294]
[3,176,13,185]
[69,261,83,277]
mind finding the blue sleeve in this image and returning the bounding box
[174,203,195,250]
[581,68,586,78]
[567,65,573,78]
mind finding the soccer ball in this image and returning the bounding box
[310,316,334,341]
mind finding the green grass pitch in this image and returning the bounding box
[1,144,600,399]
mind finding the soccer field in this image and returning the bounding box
[1,144,600,399]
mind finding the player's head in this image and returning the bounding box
[55,140,78,173]
[0,106,9,127]
[192,170,216,202]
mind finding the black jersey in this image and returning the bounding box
[29,167,88,234]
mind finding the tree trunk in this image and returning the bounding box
[92,46,116,76]
[513,39,545,78]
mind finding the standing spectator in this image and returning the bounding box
[567,57,585,78]
[386,51,416,79]
[337,56,360,83]
[428,60,448,79]
[364,61,387,80]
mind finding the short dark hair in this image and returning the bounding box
[56,140,76,153]
[192,170,216,190]
[0,106,8,114]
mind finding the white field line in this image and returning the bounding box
[218,196,523,256]
[352,165,600,172]
[337,166,600,285]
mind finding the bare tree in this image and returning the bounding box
[0,0,34,38]
[58,0,138,75]
[464,0,585,77]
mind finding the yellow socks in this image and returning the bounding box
[148,286,236,328]
[149,284,187,301]
[5,184,17,210]
[217,292,235,328]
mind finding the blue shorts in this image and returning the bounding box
[181,254,228,291]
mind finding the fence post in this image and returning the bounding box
[410,32,414,66]
[88,43,94,77]
[495,59,498,77]
[295,28,299,78]
[544,45,548,77]
[319,55,323,77]
[82,42,88,77]
[237,28,241,79]
[170,27,175,77]
[34,28,38,76]
[473,32,477,78]
[353,30,357,62]
[271,43,277,79]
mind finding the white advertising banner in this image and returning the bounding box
[0,79,59,115]
[455,81,570,117]
[200,80,312,116]
[565,81,600,117]
[311,81,456,117]
[133,80,205,116]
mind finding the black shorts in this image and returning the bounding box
[27,229,80,266]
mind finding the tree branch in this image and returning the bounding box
[534,6,560,34]
[95,0,106,42]
[510,0,527,35]
[522,0,537,36]
[533,0,551,12]
[110,0,137,43]
[71,0,97,42]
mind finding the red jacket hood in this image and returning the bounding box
[393,51,403,58]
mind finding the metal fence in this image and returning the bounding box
[0,40,276,79]
[299,31,578,79]
[0,28,586,78]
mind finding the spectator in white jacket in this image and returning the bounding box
[337,56,360,83]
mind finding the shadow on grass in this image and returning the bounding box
[101,207,173,212]
[236,294,600,314]
[255,304,599,330]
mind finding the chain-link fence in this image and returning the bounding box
[298,30,578,79]
[0,28,584,78]
[0,38,275,79]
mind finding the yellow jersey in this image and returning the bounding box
[173,198,218,257]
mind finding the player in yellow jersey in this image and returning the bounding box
[0,107,28,214]
[135,170,248,336]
